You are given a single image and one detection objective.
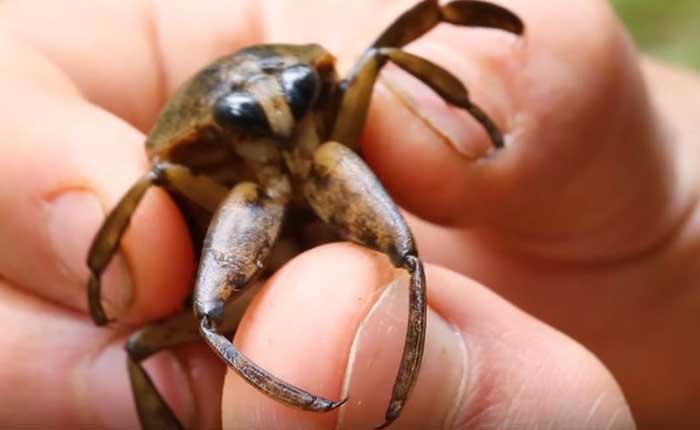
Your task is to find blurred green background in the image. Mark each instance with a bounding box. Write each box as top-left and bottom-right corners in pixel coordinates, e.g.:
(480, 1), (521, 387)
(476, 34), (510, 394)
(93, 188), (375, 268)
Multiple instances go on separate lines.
(611, 0), (700, 69)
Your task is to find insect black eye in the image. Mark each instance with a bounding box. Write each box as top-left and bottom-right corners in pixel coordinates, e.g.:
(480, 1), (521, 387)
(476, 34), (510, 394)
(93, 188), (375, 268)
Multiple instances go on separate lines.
(279, 65), (320, 120)
(214, 91), (270, 134)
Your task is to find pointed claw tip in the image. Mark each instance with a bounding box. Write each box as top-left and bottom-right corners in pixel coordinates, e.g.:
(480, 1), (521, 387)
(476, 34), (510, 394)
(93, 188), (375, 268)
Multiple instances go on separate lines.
(375, 419), (394, 430)
(87, 273), (110, 326)
(311, 395), (349, 412)
(88, 300), (110, 326)
(375, 399), (403, 429)
(92, 317), (107, 326)
(488, 128), (505, 150)
(505, 14), (525, 36)
(90, 310), (113, 326)
(493, 135), (505, 149)
(88, 302), (110, 325)
(332, 396), (349, 409)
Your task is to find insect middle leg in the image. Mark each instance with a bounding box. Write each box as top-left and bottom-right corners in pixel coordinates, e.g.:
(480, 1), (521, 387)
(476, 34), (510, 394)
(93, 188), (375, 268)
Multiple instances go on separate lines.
(304, 141), (427, 429)
(86, 162), (228, 325)
(332, 0), (524, 149)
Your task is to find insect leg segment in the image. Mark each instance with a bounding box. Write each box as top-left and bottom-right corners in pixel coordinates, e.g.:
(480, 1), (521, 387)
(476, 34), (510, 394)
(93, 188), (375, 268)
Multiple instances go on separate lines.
(332, 0), (523, 149)
(381, 47), (505, 148)
(193, 181), (346, 413)
(154, 163), (230, 212)
(125, 309), (201, 430)
(86, 162), (228, 325)
(193, 181), (285, 322)
(127, 354), (183, 430)
(125, 291), (255, 430)
(200, 327), (348, 412)
(304, 141), (427, 429)
(370, 0), (523, 50)
(333, 46), (507, 150)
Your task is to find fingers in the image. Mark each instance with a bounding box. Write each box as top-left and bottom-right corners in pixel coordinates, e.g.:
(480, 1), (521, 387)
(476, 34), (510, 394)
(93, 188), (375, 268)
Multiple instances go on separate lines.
(1, 0), (689, 264)
(0, 32), (192, 323)
(221, 243), (634, 429)
(221, 244), (392, 429)
(360, 0), (691, 261)
(0, 279), (225, 429)
(0, 0), (261, 131)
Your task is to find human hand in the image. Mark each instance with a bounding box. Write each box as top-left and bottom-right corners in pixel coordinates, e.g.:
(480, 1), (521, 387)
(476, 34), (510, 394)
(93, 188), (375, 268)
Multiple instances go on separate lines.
(0, 0), (698, 429)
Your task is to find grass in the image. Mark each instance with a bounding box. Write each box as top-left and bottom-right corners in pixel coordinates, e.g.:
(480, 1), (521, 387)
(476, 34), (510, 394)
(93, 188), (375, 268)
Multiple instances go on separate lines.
(611, 0), (700, 69)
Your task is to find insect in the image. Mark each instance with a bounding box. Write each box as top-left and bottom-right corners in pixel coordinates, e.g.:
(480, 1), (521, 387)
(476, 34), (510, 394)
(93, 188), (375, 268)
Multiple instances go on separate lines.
(85, 0), (523, 428)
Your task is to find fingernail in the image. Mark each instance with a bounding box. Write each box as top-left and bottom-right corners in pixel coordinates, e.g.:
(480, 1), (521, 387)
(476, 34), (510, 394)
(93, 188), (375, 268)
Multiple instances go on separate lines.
(49, 191), (133, 317)
(82, 343), (194, 429)
(379, 52), (510, 159)
(338, 274), (469, 429)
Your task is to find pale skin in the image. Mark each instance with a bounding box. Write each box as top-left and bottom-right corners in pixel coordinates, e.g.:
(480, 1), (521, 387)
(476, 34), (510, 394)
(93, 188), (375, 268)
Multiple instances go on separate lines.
(0, 0), (698, 429)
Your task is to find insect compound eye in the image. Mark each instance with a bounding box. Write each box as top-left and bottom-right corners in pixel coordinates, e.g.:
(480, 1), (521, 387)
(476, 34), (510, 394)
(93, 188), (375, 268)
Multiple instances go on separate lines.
(278, 65), (320, 121)
(214, 90), (270, 134)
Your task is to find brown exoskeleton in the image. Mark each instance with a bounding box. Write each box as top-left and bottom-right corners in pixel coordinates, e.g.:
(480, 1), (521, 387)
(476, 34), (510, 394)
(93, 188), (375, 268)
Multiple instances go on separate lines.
(85, 1), (523, 428)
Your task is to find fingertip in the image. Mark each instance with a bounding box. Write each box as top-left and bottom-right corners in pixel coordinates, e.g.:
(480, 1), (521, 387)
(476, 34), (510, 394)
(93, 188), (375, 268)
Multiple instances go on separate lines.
(341, 264), (635, 429)
(1, 89), (194, 324)
(219, 244), (471, 429)
(67, 108), (195, 324)
(359, 24), (525, 226)
(361, 0), (659, 254)
(220, 250), (634, 429)
(116, 184), (195, 324)
(337, 271), (467, 429)
(221, 243), (397, 429)
(0, 0), (263, 130)
(423, 266), (636, 429)
(71, 110), (196, 325)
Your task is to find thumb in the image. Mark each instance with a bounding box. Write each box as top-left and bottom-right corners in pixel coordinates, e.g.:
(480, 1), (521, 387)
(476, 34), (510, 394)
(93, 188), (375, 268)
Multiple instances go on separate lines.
(220, 244), (634, 429)
(361, 0), (685, 263)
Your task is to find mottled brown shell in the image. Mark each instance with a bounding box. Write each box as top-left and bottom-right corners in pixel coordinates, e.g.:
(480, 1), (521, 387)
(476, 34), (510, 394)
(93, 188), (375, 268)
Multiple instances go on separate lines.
(145, 44), (336, 161)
